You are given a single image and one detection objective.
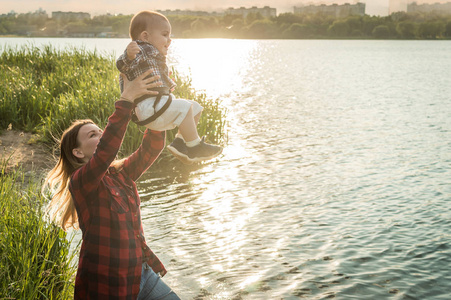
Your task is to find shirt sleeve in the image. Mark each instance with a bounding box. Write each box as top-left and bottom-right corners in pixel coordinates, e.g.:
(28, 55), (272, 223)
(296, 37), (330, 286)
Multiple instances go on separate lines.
(116, 43), (152, 75)
(70, 100), (133, 197)
(116, 50), (136, 75)
(122, 129), (166, 182)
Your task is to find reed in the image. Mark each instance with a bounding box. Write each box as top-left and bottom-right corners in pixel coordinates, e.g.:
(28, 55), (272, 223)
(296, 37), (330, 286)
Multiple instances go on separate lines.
(0, 44), (227, 159)
(0, 44), (227, 299)
(0, 164), (76, 299)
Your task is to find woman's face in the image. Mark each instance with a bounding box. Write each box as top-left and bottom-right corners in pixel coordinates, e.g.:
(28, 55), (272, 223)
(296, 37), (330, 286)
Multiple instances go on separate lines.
(73, 123), (103, 163)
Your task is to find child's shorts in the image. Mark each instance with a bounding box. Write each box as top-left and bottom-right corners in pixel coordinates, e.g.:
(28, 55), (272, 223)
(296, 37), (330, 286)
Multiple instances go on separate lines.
(135, 94), (203, 131)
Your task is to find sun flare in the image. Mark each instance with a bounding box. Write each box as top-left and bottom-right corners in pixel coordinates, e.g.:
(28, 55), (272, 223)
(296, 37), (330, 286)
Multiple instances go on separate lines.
(169, 39), (258, 98)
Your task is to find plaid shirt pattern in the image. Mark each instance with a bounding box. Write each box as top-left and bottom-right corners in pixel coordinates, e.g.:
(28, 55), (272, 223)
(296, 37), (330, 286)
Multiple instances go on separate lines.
(116, 40), (176, 93)
(69, 101), (166, 300)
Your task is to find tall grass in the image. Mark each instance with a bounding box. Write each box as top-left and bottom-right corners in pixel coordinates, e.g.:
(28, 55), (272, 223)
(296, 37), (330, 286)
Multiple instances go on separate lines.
(0, 44), (227, 158)
(0, 164), (76, 299)
(0, 44), (227, 299)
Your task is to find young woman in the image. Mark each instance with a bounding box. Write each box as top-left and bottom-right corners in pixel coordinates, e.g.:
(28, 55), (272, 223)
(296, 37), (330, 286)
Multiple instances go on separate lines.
(45, 70), (180, 299)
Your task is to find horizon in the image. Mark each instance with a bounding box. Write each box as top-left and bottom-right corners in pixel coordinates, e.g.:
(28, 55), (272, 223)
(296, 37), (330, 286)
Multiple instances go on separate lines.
(1, 0), (450, 18)
(1, 0), (389, 17)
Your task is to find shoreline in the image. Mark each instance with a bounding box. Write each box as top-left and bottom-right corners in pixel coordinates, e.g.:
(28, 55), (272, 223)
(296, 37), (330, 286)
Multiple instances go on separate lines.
(0, 129), (54, 174)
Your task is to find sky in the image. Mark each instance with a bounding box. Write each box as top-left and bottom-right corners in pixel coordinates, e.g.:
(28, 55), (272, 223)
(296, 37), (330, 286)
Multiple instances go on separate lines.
(0, 0), (448, 17)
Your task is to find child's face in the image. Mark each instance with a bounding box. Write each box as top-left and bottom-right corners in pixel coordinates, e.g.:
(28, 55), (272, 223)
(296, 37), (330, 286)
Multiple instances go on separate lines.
(145, 19), (172, 56)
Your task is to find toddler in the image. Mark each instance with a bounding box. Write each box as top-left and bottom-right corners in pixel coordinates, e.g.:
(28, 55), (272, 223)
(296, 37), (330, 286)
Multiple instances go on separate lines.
(117, 10), (222, 164)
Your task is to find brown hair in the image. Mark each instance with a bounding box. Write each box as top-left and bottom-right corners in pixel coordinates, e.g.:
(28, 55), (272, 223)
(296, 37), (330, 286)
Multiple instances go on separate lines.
(129, 10), (169, 40)
(44, 119), (93, 230)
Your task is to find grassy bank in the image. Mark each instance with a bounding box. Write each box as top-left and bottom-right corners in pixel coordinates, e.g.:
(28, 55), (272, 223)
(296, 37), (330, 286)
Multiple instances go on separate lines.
(0, 165), (76, 299)
(0, 44), (227, 158)
(0, 45), (227, 298)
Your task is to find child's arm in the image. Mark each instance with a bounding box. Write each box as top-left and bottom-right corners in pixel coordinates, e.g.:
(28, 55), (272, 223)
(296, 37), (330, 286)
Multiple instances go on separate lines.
(121, 129), (166, 182)
(126, 41), (141, 60)
(116, 41), (142, 74)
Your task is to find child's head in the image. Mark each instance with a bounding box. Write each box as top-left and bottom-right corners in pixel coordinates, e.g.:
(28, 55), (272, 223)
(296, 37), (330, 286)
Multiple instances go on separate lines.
(129, 11), (172, 56)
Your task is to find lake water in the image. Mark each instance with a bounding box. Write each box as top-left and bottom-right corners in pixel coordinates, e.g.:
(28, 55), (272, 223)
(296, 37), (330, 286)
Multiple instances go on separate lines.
(1, 38), (451, 299)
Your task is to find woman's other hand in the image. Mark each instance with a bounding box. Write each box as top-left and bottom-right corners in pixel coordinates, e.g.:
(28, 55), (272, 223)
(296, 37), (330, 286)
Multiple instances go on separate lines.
(120, 70), (162, 103)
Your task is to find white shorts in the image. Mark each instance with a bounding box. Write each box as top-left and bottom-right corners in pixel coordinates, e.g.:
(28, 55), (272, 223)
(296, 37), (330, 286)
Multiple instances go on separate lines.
(134, 94), (203, 131)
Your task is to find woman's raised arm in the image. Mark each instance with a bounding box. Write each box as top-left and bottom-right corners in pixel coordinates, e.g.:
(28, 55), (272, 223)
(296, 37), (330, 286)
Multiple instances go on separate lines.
(70, 70), (162, 195)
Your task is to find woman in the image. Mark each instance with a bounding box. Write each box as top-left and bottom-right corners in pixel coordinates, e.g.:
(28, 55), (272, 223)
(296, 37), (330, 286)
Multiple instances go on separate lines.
(45, 70), (180, 300)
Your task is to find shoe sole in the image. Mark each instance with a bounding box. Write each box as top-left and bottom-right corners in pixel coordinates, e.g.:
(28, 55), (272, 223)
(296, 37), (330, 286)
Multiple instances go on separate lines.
(187, 148), (223, 163)
(167, 145), (223, 164)
(167, 145), (193, 165)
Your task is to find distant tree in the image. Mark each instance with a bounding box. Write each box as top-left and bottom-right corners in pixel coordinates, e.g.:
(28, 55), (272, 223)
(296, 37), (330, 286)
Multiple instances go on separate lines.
(221, 14), (242, 27)
(283, 23), (311, 39)
(396, 21), (417, 39)
(372, 25), (390, 39)
(189, 17), (219, 38)
(112, 17), (131, 37)
(0, 24), (7, 35)
(168, 15), (197, 37)
(274, 13), (303, 26)
(390, 11), (409, 22)
(345, 16), (363, 34)
(190, 18), (207, 37)
(328, 20), (350, 37)
(361, 15), (382, 36)
(231, 18), (245, 30)
(350, 29), (363, 37)
(65, 22), (89, 35)
(0, 18), (14, 35)
(445, 21), (451, 38)
(246, 19), (276, 38)
(418, 21), (445, 39)
(245, 12), (263, 25)
(42, 20), (58, 36)
(227, 18), (245, 38)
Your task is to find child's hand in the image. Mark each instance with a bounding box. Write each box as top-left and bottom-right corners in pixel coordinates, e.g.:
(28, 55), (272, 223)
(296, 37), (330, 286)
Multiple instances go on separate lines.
(126, 41), (140, 60)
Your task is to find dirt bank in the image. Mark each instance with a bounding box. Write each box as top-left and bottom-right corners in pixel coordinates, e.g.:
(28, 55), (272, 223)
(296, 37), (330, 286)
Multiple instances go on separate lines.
(0, 129), (55, 174)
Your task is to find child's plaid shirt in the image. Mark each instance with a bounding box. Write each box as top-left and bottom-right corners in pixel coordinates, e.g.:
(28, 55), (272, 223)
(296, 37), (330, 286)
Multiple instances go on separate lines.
(69, 100), (166, 299)
(116, 40), (176, 93)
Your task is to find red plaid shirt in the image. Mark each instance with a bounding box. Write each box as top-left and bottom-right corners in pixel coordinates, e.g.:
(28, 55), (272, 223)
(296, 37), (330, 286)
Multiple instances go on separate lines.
(69, 100), (167, 300)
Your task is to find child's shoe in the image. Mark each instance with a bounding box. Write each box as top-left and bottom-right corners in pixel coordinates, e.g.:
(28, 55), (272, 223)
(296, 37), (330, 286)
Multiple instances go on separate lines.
(167, 137), (192, 165)
(186, 136), (222, 163)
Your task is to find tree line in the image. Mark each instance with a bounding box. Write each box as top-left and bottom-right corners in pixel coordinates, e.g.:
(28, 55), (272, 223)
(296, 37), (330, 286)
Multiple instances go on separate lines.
(1, 10), (451, 39)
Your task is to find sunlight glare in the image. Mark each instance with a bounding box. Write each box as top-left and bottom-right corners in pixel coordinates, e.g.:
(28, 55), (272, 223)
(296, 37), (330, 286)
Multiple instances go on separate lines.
(239, 273), (263, 290)
(169, 39), (258, 97)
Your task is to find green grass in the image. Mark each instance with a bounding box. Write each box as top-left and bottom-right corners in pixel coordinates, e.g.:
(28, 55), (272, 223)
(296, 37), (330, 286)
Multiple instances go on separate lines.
(0, 164), (76, 299)
(0, 44), (228, 298)
(0, 44), (227, 159)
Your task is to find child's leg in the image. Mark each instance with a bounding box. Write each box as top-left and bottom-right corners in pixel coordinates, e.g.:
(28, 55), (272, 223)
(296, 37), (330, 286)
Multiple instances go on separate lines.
(194, 111), (201, 125)
(168, 99), (221, 163)
(178, 106), (200, 144)
(176, 110), (201, 140)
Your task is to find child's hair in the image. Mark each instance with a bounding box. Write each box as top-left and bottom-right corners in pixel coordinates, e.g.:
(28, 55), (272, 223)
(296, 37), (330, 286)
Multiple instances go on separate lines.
(44, 119), (93, 230)
(129, 10), (169, 40)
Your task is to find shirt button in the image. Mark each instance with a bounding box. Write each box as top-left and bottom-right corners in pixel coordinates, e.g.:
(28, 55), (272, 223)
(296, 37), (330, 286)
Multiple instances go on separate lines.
(116, 192), (119, 195)
(136, 235), (140, 238)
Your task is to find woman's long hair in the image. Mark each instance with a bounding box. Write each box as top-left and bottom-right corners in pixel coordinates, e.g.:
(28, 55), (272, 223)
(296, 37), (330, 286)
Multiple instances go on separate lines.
(44, 119), (93, 231)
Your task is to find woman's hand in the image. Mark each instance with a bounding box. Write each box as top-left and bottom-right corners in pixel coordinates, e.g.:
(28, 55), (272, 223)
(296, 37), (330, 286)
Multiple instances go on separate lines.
(120, 69), (162, 103)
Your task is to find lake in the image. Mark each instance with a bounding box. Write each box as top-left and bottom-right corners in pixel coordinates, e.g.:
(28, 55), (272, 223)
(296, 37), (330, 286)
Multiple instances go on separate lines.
(1, 38), (451, 299)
